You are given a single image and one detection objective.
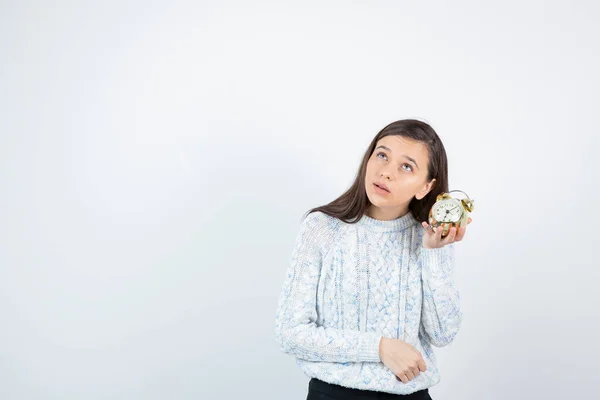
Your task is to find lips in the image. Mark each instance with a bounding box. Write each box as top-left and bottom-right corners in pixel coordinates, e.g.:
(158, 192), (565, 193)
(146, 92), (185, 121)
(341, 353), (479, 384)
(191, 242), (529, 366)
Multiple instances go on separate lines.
(374, 182), (390, 193)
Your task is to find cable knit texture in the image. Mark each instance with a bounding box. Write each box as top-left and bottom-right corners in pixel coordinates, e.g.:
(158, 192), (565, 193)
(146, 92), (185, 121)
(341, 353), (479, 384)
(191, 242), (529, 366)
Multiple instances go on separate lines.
(273, 210), (462, 395)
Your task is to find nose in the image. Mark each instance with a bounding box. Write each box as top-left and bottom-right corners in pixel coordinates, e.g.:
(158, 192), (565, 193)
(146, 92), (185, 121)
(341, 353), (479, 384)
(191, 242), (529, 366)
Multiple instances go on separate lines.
(380, 168), (393, 180)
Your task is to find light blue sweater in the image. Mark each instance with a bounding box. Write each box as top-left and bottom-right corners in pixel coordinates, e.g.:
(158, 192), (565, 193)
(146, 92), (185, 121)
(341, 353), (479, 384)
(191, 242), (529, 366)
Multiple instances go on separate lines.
(273, 210), (462, 395)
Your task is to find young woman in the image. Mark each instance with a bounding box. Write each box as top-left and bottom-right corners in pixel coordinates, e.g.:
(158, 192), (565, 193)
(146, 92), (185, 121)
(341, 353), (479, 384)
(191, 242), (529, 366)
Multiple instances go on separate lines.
(274, 119), (471, 399)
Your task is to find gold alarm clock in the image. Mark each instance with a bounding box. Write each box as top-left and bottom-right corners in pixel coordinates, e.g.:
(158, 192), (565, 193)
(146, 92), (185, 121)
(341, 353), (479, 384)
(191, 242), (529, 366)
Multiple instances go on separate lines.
(428, 190), (474, 237)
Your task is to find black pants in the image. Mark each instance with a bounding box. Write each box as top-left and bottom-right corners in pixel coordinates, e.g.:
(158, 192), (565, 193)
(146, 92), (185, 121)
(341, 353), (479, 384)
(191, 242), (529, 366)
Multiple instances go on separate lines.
(307, 378), (433, 400)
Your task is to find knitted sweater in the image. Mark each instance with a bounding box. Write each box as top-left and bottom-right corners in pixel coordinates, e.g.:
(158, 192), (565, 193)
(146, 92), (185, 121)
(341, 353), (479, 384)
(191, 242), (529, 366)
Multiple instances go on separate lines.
(273, 210), (462, 395)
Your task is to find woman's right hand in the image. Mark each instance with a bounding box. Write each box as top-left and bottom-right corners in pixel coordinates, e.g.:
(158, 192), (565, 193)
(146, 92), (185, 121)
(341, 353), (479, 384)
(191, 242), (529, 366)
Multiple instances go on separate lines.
(379, 337), (427, 383)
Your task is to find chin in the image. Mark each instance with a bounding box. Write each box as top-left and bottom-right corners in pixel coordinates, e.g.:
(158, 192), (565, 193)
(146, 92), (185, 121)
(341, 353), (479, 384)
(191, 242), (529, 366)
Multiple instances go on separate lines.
(366, 190), (387, 207)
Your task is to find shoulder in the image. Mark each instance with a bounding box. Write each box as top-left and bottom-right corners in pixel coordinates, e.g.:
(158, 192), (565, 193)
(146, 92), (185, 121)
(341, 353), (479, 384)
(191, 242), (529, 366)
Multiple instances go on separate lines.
(296, 211), (342, 250)
(299, 210), (341, 235)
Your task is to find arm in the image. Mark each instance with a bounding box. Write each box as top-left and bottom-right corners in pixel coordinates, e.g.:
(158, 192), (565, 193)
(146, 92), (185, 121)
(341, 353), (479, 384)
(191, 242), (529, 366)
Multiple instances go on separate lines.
(419, 243), (463, 347)
(273, 212), (382, 363)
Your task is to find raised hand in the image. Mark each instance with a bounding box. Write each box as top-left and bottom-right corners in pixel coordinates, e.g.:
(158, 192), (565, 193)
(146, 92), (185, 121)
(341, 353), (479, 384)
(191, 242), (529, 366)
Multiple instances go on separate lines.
(421, 217), (472, 249)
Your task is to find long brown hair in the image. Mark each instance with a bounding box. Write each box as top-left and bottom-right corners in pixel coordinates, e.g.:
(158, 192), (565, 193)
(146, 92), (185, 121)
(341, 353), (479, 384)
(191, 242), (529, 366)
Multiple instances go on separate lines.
(305, 119), (449, 224)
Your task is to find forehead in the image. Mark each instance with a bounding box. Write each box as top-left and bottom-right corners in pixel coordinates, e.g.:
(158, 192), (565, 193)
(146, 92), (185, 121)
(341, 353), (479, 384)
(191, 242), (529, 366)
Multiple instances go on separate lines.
(376, 135), (429, 162)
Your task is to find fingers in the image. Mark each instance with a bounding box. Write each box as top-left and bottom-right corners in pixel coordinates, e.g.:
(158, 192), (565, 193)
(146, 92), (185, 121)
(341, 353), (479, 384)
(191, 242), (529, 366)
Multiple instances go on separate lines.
(417, 359), (427, 372)
(442, 226), (457, 243)
(454, 226), (466, 242)
(435, 224), (444, 241)
(397, 371), (415, 383)
(396, 359), (426, 383)
(396, 368), (420, 383)
(410, 365), (420, 378)
(421, 221), (435, 236)
(423, 221), (471, 247)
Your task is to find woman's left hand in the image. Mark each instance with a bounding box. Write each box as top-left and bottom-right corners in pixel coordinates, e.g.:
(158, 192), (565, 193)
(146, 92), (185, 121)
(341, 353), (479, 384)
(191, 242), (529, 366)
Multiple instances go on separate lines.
(421, 217), (472, 249)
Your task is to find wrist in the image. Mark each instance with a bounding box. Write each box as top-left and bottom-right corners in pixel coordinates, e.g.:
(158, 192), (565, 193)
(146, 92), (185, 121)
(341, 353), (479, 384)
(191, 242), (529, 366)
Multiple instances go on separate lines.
(379, 337), (387, 358)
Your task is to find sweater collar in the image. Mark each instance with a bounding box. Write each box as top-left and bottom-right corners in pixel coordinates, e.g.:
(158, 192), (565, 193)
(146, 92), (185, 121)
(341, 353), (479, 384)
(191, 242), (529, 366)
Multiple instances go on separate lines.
(356, 211), (417, 233)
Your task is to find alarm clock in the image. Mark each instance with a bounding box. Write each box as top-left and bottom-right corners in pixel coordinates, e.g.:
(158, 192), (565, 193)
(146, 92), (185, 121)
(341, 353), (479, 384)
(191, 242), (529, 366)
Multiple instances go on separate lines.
(428, 190), (474, 238)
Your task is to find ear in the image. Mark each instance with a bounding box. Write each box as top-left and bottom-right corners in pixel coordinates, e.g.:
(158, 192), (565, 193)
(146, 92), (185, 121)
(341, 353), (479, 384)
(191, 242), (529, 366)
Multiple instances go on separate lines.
(415, 178), (436, 200)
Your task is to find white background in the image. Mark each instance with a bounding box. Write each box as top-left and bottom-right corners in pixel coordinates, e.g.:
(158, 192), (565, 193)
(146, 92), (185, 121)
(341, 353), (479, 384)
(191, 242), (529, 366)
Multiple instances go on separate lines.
(1, 1), (599, 399)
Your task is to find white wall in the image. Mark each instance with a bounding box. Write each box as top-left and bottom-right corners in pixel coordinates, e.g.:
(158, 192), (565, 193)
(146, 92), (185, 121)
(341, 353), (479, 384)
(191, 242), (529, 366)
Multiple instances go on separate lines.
(1, 1), (598, 399)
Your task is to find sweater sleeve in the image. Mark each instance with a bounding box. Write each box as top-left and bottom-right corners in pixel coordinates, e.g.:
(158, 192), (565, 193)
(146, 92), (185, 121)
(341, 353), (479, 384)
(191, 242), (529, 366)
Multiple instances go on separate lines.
(273, 212), (382, 363)
(419, 243), (463, 347)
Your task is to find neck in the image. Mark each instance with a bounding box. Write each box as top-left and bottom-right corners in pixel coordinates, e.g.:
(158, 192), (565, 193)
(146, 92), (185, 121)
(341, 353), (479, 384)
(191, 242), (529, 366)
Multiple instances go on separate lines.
(357, 208), (416, 233)
(365, 204), (409, 221)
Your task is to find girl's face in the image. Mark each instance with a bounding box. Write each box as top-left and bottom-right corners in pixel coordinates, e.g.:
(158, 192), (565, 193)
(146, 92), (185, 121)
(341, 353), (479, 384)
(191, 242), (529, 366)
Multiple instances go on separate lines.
(365, 135), (435, 220)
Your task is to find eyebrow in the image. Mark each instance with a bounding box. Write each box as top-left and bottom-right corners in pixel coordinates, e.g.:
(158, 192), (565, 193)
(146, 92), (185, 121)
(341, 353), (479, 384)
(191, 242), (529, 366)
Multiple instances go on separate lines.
(375, 145), (419, 169)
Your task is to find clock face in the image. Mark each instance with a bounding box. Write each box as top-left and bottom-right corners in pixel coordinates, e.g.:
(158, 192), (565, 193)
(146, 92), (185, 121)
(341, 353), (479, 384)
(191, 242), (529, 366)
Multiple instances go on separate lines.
(432, 199), (462, 223)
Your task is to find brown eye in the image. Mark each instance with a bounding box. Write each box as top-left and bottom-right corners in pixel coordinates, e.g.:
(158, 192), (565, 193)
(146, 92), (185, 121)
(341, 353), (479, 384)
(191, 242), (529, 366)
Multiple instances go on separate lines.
(401, 164), (413, 172)
(376, 152), (387, 160)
